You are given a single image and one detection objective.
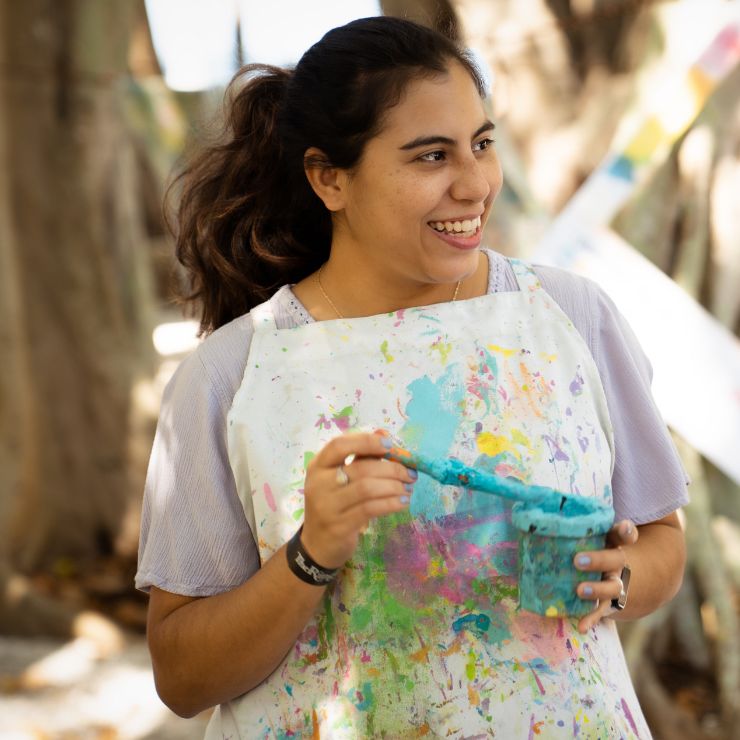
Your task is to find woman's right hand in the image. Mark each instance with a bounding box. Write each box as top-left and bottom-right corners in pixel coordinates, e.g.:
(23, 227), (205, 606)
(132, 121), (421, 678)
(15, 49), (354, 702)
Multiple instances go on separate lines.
(299, 431), (416, 569)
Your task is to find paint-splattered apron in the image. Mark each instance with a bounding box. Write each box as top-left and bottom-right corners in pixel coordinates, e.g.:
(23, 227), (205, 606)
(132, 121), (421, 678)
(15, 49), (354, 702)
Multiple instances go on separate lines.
(211, 260), (650, 739)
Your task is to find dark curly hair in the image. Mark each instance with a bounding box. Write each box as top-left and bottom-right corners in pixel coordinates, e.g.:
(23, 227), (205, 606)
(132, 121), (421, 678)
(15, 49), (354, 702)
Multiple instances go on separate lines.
(170, 16), (484, 333)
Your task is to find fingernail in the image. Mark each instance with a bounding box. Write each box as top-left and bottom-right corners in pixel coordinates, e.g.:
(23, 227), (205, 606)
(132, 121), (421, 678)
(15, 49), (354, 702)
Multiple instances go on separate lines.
(583, 585), (593, 596)
(404, 483), (414, 493)
(408, 468), (418, 480)
(577, 555), (591, 567)
(380, 436), (392, 449)
(623, 522), (633, 536)
(400, 495), (410, 505)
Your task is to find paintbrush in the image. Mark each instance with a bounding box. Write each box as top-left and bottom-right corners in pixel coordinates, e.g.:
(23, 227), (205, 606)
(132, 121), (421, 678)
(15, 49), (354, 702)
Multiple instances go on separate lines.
(377, 430), (608, 516)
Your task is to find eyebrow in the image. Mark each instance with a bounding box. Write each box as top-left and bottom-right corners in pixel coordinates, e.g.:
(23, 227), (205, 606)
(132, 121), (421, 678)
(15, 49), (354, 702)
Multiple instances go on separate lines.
(399, 120), (495, 150)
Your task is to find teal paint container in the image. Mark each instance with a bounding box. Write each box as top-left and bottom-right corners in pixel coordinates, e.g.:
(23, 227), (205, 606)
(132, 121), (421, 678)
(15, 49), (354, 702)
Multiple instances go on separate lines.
(512, 497), (614, 617)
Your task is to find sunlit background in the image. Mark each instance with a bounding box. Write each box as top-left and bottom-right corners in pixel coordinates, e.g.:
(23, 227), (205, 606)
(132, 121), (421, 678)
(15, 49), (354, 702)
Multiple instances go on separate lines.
(2, 1), (740, 738)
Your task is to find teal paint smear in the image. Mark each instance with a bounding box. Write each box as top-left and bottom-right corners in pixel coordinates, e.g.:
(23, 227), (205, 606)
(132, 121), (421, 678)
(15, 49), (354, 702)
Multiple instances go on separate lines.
(452, 612), (491, 633)
(480, 347), (500, 415)
(401, 364), (466, 519)
(354, 681), (375, 712)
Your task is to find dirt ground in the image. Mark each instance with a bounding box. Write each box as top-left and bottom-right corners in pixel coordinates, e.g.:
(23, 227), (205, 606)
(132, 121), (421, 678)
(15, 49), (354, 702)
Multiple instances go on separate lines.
(0, 634), (211, 739)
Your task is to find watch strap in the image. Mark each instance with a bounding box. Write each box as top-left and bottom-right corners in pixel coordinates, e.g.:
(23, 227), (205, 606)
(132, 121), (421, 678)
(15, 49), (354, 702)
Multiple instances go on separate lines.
(286, 525), (338, 586)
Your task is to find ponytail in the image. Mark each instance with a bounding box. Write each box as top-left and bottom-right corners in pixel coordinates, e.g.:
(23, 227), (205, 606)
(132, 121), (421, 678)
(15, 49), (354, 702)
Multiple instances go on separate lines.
(170, 65), (331, 334)
(170, 19), (483, 334)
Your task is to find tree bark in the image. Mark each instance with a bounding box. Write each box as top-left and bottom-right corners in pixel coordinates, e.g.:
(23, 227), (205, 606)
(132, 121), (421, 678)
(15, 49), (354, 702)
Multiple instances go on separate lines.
(0, 0), (155, 585)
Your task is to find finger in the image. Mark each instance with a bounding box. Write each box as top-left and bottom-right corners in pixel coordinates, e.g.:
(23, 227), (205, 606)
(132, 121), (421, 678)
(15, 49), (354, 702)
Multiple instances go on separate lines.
(333, 476), (414, 514)
(345, 457), (418, 484)
(606, 519), (639, 548)
(576, 597), (616, 634)
(311, 431), (390, 469)
(573, 547), (627, 575)
(576, 573), (623, 604)
(342, 491), (411, 529)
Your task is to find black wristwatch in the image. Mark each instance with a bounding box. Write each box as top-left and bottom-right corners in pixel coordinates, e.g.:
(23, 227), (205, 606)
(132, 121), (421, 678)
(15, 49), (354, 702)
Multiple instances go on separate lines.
(611, 565), (631, 611)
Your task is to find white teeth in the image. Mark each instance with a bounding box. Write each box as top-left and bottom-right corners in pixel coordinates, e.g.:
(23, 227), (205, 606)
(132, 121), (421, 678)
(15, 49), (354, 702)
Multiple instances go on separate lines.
(431, 216), (481, 234)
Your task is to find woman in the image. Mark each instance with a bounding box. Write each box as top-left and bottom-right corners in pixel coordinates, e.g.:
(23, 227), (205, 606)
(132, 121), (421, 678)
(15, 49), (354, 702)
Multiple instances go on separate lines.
(137, 16), (688, 738)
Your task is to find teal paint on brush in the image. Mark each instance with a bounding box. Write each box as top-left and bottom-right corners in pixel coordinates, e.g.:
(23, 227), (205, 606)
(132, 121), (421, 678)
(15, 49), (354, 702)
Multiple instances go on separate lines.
(383, 442), (611, 522)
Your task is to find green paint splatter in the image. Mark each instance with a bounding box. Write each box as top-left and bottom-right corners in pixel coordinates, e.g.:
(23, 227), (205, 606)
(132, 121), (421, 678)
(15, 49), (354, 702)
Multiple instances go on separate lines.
(350, 604), (373, 631)
(380, 340), (394, 363)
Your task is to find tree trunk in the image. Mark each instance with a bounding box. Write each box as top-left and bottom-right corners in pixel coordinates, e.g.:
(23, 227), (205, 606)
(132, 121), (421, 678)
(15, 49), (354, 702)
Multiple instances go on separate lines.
(0, 0), (155, 591)
(381, 0), (460, 39)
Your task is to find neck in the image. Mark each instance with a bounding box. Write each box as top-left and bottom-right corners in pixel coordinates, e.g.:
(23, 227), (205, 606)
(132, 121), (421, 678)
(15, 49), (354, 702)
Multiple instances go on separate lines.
(312, 248), (487, 319)
(318, 263), (461, 319)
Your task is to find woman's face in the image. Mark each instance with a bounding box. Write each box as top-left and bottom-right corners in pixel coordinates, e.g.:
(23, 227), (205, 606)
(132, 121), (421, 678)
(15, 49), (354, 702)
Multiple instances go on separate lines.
(332, 61), (503, 290)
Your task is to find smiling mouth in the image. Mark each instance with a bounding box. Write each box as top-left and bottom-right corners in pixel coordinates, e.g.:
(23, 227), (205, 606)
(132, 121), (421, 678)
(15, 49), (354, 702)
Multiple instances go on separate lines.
(428, 215), (482, 238)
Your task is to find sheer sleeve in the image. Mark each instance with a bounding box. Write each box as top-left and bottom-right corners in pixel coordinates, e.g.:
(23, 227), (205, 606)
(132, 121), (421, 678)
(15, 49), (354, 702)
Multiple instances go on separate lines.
(136, 319), (261, 596)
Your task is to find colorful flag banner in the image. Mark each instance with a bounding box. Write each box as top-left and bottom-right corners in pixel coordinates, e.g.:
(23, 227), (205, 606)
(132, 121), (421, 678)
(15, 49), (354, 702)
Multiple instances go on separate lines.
(533, 21), (740, 485)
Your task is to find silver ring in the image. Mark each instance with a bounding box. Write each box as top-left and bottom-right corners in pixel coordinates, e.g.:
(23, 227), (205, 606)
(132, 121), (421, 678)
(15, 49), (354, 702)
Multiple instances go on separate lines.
(335, 464), (349, 486)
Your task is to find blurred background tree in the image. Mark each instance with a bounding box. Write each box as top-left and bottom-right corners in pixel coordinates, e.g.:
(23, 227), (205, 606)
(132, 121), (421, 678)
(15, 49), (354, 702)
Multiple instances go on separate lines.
(0, 0), (158, 634)
(1, 0), (739, 737)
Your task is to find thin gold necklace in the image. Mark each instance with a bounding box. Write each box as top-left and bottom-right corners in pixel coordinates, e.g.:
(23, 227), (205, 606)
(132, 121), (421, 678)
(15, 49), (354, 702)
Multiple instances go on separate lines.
(316, 264), (461, 319)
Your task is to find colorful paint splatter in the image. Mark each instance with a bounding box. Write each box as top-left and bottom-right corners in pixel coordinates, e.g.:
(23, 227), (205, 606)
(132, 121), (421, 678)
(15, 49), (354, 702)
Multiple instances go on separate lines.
(220, 261), (649, 738)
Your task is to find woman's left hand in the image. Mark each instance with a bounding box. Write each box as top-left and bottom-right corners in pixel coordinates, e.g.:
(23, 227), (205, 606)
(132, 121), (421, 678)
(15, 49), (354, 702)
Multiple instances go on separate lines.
(573, 519), (639, 634)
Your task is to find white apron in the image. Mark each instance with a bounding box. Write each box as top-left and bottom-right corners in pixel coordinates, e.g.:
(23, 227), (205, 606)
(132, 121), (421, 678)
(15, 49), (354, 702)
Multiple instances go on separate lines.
(210, 259), (651, 739)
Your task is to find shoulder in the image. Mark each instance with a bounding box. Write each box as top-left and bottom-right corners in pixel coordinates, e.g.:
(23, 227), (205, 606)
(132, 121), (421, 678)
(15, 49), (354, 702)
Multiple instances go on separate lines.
(164, 285), (308, 408)
(532, 263), (603, 319)
(487, 250), (612, 349)
(163, 312), (256, 411)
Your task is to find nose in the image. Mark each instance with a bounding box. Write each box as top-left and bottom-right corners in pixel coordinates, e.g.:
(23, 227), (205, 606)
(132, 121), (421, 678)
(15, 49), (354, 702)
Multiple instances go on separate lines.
(449, 155), (497, 204)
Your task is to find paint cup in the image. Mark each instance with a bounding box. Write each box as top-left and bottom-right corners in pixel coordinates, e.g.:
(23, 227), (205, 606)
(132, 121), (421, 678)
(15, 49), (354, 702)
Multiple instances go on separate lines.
(511, 497), (614, 618)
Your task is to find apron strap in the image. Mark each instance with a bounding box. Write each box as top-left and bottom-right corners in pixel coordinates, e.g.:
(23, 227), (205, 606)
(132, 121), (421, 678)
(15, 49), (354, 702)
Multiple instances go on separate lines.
(250, 298), (277, 330)
(509, 258), (542, 293)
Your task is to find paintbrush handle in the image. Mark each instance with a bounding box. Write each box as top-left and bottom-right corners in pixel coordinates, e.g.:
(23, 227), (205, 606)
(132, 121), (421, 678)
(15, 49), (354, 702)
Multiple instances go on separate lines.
(381, 442), (554, 503)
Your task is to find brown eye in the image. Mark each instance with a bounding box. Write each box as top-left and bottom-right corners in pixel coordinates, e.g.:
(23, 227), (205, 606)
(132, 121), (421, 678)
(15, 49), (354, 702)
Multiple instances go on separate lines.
(419, 150), (445, 162)
(473, 138), (495, 153)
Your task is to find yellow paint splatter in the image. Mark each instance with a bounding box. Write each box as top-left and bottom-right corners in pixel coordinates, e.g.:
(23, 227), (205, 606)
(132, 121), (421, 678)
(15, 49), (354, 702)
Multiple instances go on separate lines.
(380, 340), (394, 363)
(511, 428), (530, 448)
(465, 651), (477, 681)
(540, 352), (557, 363)
(428, 556), (448, 577)
(476, 432), (513, 457)
(545, 605), (559, 617)
(430, 340), (453, 364)
(486, 343), (517, 357)
(476, 431), (529, 460)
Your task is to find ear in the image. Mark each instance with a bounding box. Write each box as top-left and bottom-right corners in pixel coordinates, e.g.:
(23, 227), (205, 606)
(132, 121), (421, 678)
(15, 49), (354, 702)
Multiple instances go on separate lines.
(303, 147), (349, 212)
